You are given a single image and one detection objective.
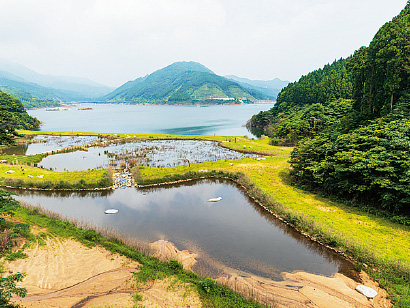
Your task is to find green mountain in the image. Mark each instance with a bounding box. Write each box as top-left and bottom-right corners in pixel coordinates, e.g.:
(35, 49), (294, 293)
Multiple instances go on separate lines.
(225, 75), (289, 99)
(102, 61), (267, 103)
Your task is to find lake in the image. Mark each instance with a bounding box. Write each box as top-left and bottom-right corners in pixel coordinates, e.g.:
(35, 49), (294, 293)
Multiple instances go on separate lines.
(28, 103), (274, 136)
(11, 179), (355, 281)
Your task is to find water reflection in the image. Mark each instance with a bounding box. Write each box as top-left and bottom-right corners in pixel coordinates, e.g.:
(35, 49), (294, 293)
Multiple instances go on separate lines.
(10, 179), (354, 281)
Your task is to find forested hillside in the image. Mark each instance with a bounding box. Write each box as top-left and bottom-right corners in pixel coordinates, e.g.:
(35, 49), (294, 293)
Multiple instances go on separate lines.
(103, 61), (267, 103)
(250, 2), (410, 214)
(0, 86), (59, 109)
(247, 58), (353, 144)
(290, 3), (410, 214)
(0, 92), (40, 144)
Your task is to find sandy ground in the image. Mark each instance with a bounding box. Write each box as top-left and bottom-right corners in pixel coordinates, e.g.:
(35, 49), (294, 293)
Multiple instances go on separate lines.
(6, 236), (390, 308)
(152, 240), (391, 308)
(150, 239), (198, 271)
(7, 238), (201, 308)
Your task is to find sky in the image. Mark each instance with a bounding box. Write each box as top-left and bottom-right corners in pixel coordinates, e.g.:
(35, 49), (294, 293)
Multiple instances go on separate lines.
(0, 0), (407, 87)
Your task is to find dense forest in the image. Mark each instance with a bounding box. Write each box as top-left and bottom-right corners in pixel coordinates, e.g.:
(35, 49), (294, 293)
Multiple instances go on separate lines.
(0, 92), (40, 144)
(247, 57), (354, 144)
(249, 2), (410, 214)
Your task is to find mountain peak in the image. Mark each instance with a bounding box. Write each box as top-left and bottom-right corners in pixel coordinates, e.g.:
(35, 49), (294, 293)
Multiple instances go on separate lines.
(161, 61), (214, 74)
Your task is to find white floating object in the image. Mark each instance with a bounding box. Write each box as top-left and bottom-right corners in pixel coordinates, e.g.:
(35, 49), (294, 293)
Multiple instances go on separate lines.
(5, 170), (15, 174)
(104, 209), (119, 214)
(207, 197), (222, 202)
(355, 285), (377, 298)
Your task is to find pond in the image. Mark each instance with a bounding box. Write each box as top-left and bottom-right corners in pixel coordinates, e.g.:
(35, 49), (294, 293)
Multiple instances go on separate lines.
(11, 179), (355, 280)
(38, 139), (258, 171)
(0, 135), (100, 156)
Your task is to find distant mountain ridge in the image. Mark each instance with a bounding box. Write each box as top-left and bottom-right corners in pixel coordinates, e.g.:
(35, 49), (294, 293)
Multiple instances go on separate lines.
(102, 61), (268, 103)
(0, 57), (113, 103)
(225, 75), (289, 100)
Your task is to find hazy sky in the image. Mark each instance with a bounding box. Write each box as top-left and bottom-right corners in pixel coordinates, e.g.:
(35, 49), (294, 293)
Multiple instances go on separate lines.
(0, 0), (407, 87)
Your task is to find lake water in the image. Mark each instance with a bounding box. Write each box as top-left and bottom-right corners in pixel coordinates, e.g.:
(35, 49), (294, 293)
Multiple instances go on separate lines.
(12, 179), (355, 280)
(28, 103), (274, 136)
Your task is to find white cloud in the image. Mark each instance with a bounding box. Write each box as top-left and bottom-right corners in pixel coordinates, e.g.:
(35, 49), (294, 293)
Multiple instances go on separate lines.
(0, 0), (406, 86)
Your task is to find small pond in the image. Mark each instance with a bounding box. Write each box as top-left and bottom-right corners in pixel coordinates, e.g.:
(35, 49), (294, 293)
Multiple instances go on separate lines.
(0, 135), (100, 156)
(38, 139), (258, 171)
(12, 179), (355, 280)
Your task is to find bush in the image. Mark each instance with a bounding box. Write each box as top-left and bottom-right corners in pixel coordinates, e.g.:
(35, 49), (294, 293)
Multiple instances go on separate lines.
(82, 229), (98, 242)
(5, 250), (28, 261)
(290, 114), (410, 214)
(200, 278), (216, 293)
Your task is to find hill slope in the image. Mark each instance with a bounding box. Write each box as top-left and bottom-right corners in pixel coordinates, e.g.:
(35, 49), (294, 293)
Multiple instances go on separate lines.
(103, 62), (267, 103)
(225, 75), (289, 99)
(0, 91), (40, 143)
(0, 58), (113, 104)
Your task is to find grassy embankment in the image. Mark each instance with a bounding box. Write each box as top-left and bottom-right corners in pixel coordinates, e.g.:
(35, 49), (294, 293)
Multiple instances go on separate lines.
(0, 164), (111, 190)
(2, 205), (266, 308)
(135, 141), (410, 307)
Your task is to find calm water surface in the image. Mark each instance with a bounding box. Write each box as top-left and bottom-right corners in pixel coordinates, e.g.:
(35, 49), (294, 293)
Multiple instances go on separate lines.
(13, 179), (354, 280)
(28, 103), (274, 136)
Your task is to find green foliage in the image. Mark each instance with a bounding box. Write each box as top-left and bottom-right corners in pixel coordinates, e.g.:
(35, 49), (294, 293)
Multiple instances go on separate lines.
(276, 58), (353, 107)
(288, 3), (410, 216)
(248, 59), (353, 143)
(347, 3), (410, 118)
(0, 190), (19, 216)
(0, 106), (18, 146)
(0, 92), (40, 130)
(5, 250), (28, 261)
(132, 292), (143, 302)
(200, 278), (216, 293)
(0, 272), (27, 308)
(266, 99), (353, 145)
(82, 229), (98, 242)
(290, 112), (410, 213)
(12, 223), (30, 238)
(0, 86), (60, 109)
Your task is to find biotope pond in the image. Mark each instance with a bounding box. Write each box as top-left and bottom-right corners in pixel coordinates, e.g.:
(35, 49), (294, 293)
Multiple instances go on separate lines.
(1, 135), (259, 171)
(38, 139), (259, 171)
(11, 179), (355, 281)
(4, 135), (355, 281)
(0, 134), (100, 156)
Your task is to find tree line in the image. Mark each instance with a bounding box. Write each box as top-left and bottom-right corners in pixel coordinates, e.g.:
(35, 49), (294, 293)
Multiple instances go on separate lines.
(249, 2), (410, 214)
